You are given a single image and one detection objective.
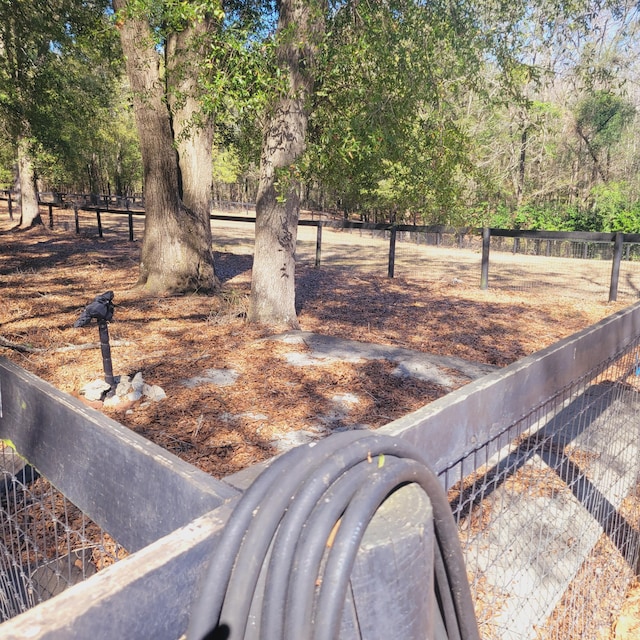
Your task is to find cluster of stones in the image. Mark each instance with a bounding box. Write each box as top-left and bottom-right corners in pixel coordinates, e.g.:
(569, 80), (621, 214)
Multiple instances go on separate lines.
(80, 372), (166, 409)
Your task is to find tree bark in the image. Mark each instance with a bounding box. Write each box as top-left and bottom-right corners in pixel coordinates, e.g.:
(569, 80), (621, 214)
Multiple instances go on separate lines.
(17, 135), (41, 229)
(575, 122), (607, 183)
(516, 125), (529, 208)
(166, 24), (217, 286)
(248, 0), (325, 328)
(113, 0), (217, 295)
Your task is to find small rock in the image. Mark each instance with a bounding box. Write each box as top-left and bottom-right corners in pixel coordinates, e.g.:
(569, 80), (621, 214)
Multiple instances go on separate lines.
(127, 390), (143, 402)
(143, 384), (166, 402)
(80, 379), (112, 402)
(131, 372), (145, 392)
(115, 377), (133, 397)
(103, 394), (123, 409)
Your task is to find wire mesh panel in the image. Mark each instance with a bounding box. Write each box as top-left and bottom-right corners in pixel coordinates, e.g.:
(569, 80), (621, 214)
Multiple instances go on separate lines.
(296, 225), (390, 272)
(487, 237), (615, 299)
(618, 252), (640, 300)
(444, 340), (640, 639)
(0, 445), (127, 622)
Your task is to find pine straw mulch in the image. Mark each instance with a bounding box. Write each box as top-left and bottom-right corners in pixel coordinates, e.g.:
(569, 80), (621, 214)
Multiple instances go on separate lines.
(1, 213), (639, 637)
(1, 217), (627, 479)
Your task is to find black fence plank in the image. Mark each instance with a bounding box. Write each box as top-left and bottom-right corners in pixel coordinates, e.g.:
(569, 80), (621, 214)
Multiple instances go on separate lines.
(490, 228), (615, 242)
(388, 225), (397, 277)
(480, 226), (490, 290)
(0, 357), (238, 552)
(378, 301), (640, 486)
(610, 231), (624, 302)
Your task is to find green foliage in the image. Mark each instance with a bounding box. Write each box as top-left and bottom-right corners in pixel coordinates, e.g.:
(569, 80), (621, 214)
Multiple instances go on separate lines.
(563, 206), (602, 232)
(591, 182), (640, 232)
(305, 0), (482, 222)
(0, 0), (124, 191)
(212, 145), (242, 184)
(576, 91), (635, 153)
(118, 0), (225, 35)
(1, 0), (639, 229)
(0, 138), (14, 188)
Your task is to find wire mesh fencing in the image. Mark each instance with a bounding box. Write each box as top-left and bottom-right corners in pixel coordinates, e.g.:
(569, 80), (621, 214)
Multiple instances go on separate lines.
(485, 235), (640, 301)
(0, 446), (127, 622)
(443, 337), (640, 639)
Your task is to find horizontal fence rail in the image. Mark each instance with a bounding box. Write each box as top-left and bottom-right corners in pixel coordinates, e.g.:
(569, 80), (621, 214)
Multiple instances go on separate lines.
(6, 194), (640, 302)
(380, 301), (640, 639)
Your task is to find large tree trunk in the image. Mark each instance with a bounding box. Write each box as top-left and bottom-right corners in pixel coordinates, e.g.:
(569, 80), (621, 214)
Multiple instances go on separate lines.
(113, 0), (217, 295)
(166, 24), (217, 286)
(16, 136), (41, 229)
(248, 0), (325, 328)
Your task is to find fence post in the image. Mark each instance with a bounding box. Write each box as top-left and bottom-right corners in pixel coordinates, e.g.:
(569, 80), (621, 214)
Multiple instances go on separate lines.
(315, 223), (322, 268)
(74, 203), (80, 234)
(480, 227), (490, 290)
(96, 209), (103, 238)
(609, 232), (624, 303)
(388, 225), (397, 278)
(48, 204), (54, 229)
(127, 200), (134, 241)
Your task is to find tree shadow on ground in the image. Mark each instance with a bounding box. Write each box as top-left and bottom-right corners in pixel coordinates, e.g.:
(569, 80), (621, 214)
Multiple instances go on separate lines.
(0, 231), (139, 277)
(295, 265), (592, 366)
(214, 252), (253, 283)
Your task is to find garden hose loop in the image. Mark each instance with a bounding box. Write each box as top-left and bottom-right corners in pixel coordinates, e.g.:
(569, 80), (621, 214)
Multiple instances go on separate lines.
(187, 431), (479, 640)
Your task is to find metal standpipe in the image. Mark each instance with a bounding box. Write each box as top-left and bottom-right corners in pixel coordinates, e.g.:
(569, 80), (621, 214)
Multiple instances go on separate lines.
(74, 291), (116, 396)
(98, 320), (115, 392)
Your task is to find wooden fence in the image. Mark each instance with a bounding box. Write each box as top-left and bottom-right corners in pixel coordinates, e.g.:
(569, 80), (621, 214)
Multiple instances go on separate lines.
(5, 193), (640, 302)
(1, 300), (639, 638)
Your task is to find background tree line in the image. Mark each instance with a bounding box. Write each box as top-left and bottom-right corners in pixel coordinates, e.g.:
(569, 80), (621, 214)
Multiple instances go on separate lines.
(1, 0), (639, 324)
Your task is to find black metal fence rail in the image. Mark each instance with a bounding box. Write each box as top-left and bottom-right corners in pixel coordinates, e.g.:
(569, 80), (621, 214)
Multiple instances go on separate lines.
(6, 197), (640, 300)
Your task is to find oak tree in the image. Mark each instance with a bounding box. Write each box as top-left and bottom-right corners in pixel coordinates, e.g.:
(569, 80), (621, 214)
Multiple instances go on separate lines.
(248, 0), (325, 327)
(113, 0), (220, 294)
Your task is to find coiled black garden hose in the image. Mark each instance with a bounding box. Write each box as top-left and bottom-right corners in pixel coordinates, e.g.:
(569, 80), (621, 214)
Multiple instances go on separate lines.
(187, 431), (479, 640)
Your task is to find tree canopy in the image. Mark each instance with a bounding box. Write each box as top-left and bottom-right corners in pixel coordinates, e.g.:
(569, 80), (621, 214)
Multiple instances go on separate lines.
(1, 1), (640, 267)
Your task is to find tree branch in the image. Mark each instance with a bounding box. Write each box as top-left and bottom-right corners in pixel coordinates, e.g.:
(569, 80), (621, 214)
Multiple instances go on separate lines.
(0, 335), (43, 353)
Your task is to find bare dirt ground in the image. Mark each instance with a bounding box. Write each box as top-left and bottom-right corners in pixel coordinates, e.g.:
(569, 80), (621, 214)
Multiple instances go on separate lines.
(0, 207), (638, 637)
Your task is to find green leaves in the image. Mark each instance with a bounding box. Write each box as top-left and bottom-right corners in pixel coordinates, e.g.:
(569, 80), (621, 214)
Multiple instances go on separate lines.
(304, 0), (478, 222)
(576, 90), (635, 153)
(0, 0), (123, 195)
